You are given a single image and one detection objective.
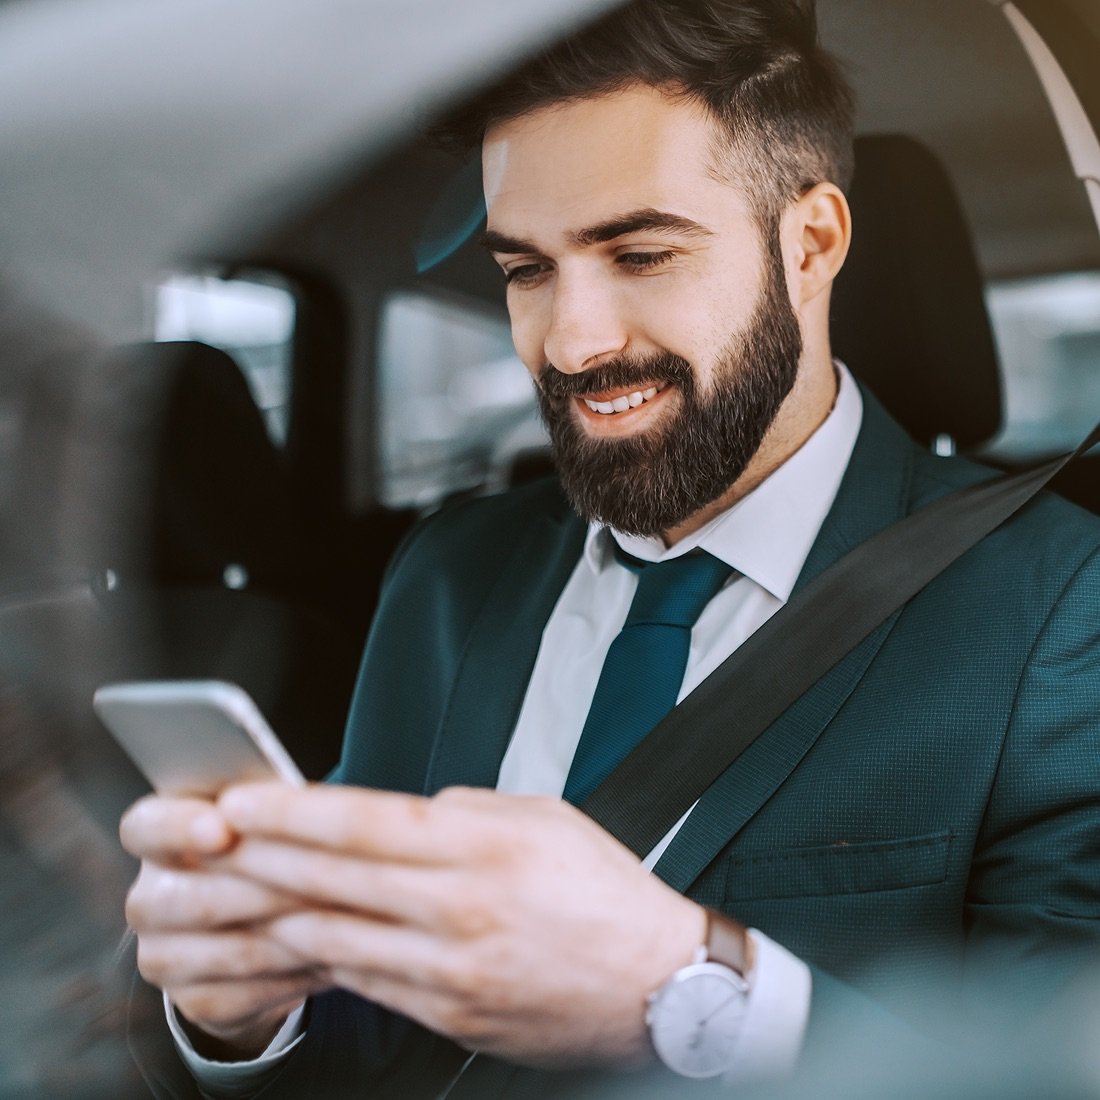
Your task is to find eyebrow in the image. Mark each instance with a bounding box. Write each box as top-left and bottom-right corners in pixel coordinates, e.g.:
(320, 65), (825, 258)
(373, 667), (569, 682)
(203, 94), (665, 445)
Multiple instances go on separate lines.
(482, 207), (715, 256)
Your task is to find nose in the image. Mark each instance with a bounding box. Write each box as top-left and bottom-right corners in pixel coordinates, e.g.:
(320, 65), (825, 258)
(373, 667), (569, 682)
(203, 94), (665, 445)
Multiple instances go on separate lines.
(542, 267), (629, 374)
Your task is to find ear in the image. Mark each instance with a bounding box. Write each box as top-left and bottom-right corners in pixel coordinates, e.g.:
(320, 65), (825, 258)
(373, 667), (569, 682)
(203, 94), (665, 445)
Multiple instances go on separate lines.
(783, 182), (852, 308)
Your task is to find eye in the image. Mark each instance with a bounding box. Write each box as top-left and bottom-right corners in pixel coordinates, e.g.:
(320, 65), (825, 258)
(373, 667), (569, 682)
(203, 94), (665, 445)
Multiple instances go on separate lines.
(616, 250), (676, 273)
(504, 262), (550, 288)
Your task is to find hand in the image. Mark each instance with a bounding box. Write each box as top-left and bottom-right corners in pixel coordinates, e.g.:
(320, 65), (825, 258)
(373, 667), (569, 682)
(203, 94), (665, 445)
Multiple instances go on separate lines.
(214, 782), (708, 1068)
(119, 794), (330, 1059)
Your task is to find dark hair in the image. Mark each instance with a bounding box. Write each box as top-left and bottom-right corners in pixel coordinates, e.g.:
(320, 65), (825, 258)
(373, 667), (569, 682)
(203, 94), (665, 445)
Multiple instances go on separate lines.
(434, 0), (855, 224)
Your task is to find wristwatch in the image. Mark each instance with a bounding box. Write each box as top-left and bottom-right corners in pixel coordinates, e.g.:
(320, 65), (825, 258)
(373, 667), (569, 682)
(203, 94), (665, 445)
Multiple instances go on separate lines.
(645, 909), (752, 1078)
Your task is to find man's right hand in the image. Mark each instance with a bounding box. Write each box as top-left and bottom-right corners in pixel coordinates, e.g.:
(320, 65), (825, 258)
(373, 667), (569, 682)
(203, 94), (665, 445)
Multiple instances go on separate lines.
(119, 794), (328, 1061)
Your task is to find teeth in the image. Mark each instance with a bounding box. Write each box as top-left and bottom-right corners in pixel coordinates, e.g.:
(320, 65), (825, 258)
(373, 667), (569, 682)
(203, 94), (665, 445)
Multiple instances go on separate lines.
(584, 386), (664, 416)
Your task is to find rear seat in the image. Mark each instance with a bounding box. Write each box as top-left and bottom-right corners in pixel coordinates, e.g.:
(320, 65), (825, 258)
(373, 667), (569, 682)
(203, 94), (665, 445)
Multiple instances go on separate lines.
(73, 339), (362, 780)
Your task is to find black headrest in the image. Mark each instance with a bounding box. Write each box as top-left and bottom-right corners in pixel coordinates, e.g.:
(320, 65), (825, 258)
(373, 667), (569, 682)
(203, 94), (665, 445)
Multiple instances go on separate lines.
(831, 135), (1002, 451)
(75, 341), (301, 588)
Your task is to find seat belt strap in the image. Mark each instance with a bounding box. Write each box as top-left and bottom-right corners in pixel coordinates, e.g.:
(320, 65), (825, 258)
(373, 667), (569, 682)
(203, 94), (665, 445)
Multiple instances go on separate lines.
(582, 422), (1100, 859)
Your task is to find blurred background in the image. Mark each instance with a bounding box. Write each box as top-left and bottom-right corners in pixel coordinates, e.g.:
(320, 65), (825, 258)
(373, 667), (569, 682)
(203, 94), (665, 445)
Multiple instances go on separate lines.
(0, 0), (1098, 1095)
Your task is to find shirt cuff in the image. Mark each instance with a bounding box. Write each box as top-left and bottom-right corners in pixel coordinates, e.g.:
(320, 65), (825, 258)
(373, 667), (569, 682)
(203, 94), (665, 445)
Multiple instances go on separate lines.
(165, 992), (306, 1099)
(721, 928), (812, 1086)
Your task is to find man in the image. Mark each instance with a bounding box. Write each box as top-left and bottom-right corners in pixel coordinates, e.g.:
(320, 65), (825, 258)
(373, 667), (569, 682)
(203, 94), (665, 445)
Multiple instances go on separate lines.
(120, 1), (1100, 1097)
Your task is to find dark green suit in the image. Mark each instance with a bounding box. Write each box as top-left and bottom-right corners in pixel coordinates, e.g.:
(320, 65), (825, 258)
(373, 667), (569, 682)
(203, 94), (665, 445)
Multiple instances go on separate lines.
(140, 391), (1100, 1097)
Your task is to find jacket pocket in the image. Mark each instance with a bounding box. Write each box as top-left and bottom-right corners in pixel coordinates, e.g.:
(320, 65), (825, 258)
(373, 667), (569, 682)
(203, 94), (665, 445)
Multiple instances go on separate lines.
(724, 829), (953, 901)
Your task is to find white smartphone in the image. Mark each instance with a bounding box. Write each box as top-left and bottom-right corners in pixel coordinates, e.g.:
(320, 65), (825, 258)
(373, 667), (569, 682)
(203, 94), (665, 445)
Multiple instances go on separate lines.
(93, 679), (306, 798)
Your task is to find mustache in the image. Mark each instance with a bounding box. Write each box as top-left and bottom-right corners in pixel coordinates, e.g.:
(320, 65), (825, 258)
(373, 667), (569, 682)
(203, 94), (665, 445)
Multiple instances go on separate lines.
(536, 353), (693, 400)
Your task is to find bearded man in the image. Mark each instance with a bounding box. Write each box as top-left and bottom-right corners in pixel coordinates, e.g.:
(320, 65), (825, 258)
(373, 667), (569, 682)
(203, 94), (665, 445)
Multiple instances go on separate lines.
(120, 1), (1100, 1097)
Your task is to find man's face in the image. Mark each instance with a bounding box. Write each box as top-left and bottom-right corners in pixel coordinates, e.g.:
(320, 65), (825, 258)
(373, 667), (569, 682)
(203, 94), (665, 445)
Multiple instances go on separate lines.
(483, 85), (803, 537)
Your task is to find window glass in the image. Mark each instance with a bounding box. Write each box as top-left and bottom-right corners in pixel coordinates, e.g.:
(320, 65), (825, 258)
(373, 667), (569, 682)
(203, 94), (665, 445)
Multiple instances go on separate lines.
(984, 271), (1100, 460)
(377, 289), (547, 508)
(151, 273), (296, 446)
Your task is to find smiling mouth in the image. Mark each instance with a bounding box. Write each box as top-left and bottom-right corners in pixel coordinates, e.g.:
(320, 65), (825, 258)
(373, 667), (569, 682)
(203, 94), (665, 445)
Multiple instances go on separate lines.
(578, 382), (669, 416)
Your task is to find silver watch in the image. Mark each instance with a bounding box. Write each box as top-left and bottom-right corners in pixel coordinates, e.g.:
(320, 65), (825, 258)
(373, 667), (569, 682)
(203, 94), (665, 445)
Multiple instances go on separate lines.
(645, 910), (751, 1078)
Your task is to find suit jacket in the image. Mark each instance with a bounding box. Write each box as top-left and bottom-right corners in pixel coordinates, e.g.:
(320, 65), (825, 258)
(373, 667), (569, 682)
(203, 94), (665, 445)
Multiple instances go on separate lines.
(138, 391), (1100, 1098)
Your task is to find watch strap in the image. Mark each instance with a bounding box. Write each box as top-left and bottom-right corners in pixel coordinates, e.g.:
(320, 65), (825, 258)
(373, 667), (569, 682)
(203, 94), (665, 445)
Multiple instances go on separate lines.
(704, 908), (751, 979)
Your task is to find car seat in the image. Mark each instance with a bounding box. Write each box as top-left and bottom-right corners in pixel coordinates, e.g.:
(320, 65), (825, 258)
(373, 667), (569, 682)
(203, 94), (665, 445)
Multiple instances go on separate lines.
(833, 134), (1099, 511)
(831, 134), (1003, 454)
(2, 339), (361, 793)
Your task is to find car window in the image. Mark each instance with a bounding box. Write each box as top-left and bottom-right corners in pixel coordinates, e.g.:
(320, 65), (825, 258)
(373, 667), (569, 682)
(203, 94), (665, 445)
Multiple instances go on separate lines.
(375, 287), (547, 508)
(150, 272), (296, 447)
(984, 269), (1100, 460)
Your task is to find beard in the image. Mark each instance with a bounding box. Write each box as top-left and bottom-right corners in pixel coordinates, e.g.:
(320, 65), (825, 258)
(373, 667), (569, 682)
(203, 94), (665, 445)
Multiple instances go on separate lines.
(534, 242), (804, 537)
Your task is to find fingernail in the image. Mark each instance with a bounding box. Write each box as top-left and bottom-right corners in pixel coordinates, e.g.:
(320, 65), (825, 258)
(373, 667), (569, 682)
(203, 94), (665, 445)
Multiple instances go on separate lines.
(190, 810), (230, 850)
(218, 787), (254, 822)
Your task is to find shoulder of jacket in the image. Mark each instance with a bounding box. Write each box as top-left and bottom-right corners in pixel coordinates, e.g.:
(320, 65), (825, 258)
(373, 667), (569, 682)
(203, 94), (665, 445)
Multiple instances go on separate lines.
(388, 476), (573, 572)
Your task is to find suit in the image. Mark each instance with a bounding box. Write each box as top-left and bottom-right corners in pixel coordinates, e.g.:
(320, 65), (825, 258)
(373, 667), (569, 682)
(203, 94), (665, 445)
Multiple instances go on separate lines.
(138, 389), (1100, 1097)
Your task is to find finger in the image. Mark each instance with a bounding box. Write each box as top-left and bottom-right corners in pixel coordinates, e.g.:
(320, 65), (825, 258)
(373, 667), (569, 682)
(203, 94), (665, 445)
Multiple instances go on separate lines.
(120, 795), (234, 863)
(267, 910), (447, 991)
(268, 912), (504, 1049)
(137, 929), (320, 989)
(216, 837), (458, 926)
(172, 977), (329, 1038)
(126, 862), (304, 932)
(218, 783), (478, 864)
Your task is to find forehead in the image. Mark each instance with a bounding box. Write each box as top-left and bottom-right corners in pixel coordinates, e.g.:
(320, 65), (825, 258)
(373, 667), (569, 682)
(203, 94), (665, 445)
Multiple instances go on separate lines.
(482, 85), (753, 244)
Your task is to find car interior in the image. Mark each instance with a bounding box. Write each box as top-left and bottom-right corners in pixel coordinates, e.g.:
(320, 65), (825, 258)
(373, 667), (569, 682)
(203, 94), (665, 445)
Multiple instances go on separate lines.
(0, 0), (1098, 1095)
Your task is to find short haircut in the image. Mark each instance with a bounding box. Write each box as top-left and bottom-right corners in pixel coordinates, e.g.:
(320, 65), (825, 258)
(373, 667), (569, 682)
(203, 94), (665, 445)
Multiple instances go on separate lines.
(434, 0), (855, 226)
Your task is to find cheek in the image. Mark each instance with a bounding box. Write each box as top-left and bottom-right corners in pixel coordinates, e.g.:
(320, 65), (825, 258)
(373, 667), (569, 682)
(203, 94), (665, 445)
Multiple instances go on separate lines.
(650, 271), (760, 361)
(622, 284), (715, 364)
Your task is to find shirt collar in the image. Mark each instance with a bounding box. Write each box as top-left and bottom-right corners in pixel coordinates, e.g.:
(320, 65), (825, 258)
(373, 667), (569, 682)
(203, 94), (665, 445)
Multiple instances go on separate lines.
(582, 361), (864, 601)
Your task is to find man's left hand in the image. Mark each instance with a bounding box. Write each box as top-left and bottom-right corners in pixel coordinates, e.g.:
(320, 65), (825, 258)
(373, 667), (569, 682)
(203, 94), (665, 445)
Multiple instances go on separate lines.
(214, 782), (705, 1068)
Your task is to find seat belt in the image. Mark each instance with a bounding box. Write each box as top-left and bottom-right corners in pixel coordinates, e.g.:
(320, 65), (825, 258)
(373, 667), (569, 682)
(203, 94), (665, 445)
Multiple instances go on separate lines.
(581, 424), (1100, 859)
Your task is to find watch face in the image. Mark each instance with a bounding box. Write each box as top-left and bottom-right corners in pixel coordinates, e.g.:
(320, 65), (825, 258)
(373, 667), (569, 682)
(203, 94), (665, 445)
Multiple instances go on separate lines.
(647, 963), (749, 1078)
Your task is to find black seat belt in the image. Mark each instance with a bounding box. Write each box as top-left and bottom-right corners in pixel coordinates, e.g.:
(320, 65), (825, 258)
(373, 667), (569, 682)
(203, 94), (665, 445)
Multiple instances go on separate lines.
(582, 425), (1100, 859)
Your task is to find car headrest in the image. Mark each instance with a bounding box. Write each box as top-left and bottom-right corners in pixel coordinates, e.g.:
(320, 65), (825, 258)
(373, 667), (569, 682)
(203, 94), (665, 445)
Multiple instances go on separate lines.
(831, 134), (1002, 451)
(75, 340), (301, 589)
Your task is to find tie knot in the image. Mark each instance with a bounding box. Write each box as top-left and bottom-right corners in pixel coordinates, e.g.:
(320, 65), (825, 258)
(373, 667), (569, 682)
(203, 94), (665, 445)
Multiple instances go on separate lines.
(620, 549), (736, 628)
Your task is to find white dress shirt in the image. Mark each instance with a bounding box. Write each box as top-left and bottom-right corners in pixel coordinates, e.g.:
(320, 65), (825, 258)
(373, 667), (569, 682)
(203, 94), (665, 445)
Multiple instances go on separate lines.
(176, 363), (864, 1094)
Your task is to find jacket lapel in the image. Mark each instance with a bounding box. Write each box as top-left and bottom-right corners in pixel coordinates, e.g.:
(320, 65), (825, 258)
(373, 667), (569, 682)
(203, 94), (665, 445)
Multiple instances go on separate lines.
(423, 495), (586, 794)
(653, 390), (919, 893)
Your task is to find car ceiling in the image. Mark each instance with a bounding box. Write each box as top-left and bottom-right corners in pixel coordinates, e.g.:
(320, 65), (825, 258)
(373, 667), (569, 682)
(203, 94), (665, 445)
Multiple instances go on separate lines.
(0, 0), (1097, 343)
(0, 0), (622, 338)
(819, 0), (1100, 280)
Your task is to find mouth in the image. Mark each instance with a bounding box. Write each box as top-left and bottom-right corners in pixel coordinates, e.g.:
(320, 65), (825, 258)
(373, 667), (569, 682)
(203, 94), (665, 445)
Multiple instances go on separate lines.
(577, 381), (669, 417)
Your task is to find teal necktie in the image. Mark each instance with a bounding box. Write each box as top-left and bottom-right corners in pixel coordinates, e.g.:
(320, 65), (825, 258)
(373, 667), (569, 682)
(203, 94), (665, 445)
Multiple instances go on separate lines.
(562, 548), (736, 806)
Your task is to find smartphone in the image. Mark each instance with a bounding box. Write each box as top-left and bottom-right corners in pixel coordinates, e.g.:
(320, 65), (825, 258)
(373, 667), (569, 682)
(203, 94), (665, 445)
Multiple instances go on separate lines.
(93, 679), (305, 798)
